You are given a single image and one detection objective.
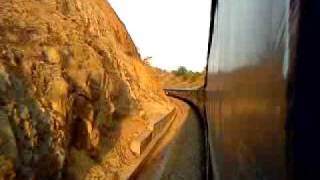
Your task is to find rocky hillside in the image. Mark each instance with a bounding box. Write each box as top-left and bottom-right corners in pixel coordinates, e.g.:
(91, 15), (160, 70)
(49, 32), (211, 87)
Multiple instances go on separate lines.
(0, 0), (171, 179)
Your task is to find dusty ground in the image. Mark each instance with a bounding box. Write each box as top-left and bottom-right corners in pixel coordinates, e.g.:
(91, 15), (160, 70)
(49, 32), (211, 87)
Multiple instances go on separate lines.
(133, 98), (205, 180)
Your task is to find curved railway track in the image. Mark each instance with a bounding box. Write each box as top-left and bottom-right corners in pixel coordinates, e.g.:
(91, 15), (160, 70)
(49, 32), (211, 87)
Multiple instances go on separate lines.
(129, 97), (209, 180)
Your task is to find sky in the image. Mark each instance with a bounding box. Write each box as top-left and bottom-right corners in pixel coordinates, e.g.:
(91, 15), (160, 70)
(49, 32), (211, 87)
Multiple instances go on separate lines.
(108, 0), (211, 72)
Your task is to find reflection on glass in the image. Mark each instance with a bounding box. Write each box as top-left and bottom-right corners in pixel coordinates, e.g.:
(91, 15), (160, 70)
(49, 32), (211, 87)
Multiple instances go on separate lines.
(206, 0), (289, 179)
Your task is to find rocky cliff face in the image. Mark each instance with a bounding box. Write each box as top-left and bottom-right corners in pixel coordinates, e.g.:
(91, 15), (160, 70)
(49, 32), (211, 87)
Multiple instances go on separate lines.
(0, 0), (171, 179)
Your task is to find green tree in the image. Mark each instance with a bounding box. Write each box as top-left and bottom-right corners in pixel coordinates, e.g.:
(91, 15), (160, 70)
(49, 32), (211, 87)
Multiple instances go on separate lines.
(174, 66), (188, 76)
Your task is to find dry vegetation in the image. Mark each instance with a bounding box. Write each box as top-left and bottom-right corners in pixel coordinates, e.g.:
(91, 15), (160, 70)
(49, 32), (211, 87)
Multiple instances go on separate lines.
(151, 66), (205, 89)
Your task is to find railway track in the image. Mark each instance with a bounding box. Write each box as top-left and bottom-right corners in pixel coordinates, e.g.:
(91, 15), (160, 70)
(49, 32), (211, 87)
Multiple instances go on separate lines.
(130, 98), (208, 180)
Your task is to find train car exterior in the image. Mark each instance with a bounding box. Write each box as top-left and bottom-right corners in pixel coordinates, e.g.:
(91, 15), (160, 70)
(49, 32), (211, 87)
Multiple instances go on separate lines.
(206, 0), (291, 179)
(206, 0), (320, 179)
(164, 0), (319, 178)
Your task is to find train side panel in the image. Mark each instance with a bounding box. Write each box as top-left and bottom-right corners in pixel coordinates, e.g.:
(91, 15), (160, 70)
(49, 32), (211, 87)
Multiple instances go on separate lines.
(206, 0), (291, 179)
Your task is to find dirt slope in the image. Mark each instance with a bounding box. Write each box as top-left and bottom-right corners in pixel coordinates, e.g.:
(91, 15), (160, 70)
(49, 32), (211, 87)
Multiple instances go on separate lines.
(0, 0), (171, 179)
